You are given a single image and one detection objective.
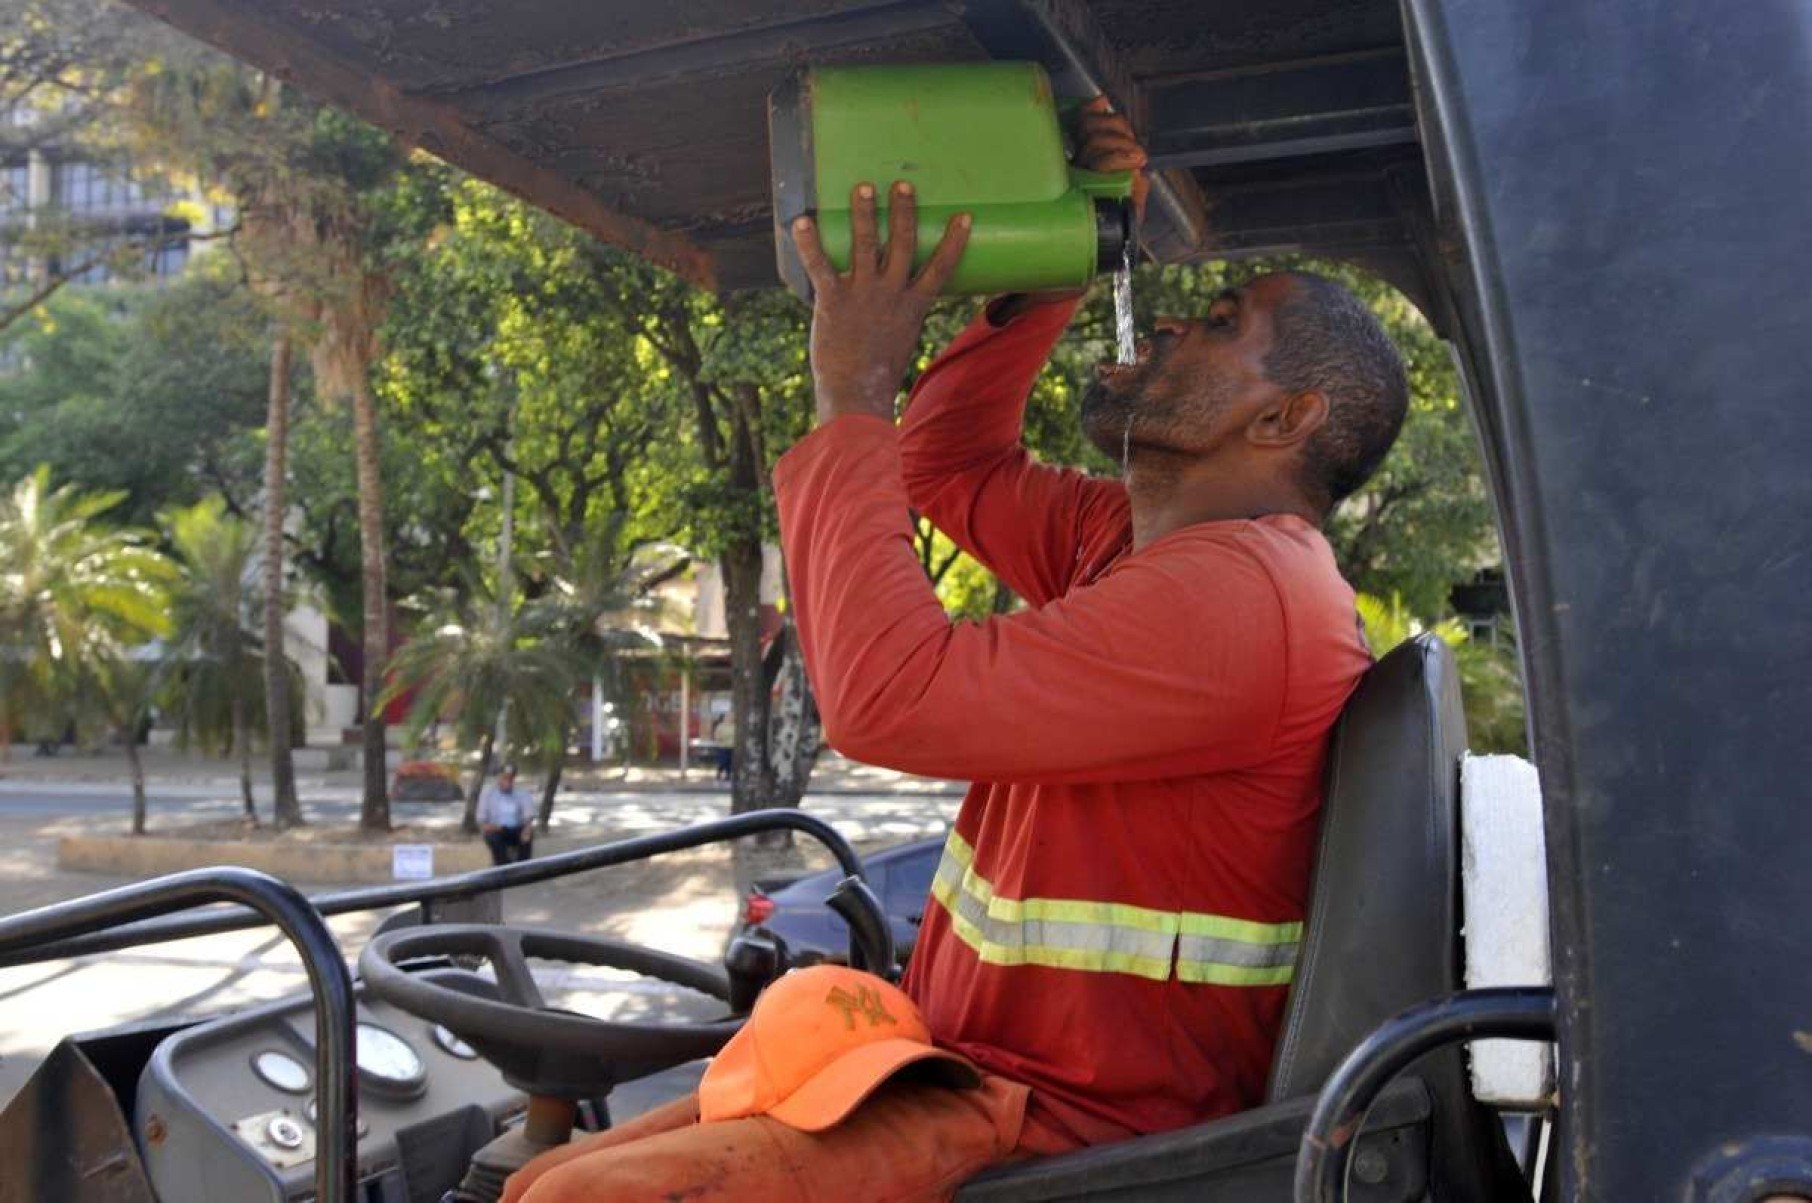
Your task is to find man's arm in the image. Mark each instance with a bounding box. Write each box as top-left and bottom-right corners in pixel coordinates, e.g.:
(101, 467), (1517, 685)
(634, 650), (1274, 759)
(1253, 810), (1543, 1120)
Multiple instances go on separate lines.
(776, 419), (1285, 782)
(900, 297), (1128, 606)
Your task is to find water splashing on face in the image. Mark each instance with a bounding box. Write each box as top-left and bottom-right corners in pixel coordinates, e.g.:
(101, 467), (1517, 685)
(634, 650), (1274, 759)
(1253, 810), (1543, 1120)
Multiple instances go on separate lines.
(1114, 238), (1137, 366)
(1114, 237), (1138, 476)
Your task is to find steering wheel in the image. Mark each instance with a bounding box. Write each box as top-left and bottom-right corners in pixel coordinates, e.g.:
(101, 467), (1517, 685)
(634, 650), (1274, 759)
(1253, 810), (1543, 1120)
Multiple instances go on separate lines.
(359, 925), (743, 1099)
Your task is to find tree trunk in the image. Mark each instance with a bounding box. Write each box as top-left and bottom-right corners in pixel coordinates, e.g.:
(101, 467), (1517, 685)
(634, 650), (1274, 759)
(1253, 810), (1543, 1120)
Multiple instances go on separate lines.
(233, 692), (256, 823)
(537, 743), (565, 833)
(125, 734), (148, 836)
(724, 538), (776, 817)
(263, 333), (303, 828)
(766, 622), (822, 807)
(462, 725), (495, 833)
(350, 375), (391, 830)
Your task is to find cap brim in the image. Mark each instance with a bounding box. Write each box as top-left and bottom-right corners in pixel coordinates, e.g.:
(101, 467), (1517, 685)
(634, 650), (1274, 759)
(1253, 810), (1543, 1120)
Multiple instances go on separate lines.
(766, 1039), (981, 1133)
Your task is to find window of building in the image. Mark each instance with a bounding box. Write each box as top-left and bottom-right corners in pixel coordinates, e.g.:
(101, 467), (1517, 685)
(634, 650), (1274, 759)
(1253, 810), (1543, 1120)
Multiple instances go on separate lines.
(1, 160), (28, 214)
(53, 161), (164, 214)
(146, 239), (188, 278)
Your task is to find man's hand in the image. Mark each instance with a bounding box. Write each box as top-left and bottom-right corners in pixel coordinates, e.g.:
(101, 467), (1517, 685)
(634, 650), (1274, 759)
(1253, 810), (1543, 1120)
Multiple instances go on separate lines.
(482, 824), (499, 835)
(986, 97), (1150, 326)
(791, 182), (971, 425)
(1075, 95), (1149, 222)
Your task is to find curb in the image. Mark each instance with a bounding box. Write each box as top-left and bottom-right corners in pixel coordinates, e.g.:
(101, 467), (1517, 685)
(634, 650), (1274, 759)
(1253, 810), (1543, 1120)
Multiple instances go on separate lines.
(58, 834), (497, 885)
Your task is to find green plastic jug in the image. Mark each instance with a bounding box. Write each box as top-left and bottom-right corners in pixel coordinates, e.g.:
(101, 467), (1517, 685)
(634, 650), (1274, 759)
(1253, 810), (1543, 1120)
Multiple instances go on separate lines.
(769, 63), (1135, 298)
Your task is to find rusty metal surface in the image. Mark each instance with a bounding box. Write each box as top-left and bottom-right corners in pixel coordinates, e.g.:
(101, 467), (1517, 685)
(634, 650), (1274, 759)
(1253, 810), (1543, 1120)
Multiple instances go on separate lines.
(115, 0), (1418, 291)
(0, 1042), (157, 1203)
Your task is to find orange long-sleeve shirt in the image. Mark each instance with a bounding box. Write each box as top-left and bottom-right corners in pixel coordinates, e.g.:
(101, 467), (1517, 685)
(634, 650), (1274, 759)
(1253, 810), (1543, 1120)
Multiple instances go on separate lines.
(772, 298), (1371, 1150)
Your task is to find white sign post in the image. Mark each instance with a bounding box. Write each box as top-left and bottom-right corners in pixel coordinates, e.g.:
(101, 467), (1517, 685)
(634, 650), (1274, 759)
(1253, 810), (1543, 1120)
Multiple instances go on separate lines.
(392, 844), (435, 881)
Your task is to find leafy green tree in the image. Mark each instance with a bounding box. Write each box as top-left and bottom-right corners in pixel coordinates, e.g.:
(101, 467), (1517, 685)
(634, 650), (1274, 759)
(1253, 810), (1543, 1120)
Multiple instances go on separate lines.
(0, 274), (271, 525)
(159, 496), (298, 825)
(379, 184), (824, 818)
(126, 48), (429, 830)
(520, 541), (677, 829)
(1357, 591), (1527, 755)
(629, 279), (825, 818)
(0, 467), (175, 826)
(382, 578), (578, 832)
(377, 176), (689, 596)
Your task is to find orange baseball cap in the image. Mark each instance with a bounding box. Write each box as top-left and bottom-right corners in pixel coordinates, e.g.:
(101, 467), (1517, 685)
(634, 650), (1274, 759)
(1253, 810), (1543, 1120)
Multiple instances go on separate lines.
(698, 964), (981, 1132)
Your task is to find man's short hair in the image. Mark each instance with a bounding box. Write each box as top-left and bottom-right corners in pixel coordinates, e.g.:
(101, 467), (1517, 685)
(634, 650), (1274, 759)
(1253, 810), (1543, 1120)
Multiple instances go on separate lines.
(1262, 272), (1410, 508)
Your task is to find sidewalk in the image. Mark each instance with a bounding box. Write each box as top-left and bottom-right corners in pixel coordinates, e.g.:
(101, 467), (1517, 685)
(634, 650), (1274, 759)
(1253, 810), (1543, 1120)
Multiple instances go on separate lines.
(0, 744), (966, 797)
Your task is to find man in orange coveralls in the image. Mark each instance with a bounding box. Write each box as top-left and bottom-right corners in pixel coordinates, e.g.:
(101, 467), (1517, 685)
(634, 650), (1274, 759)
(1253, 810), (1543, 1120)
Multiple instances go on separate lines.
(505, 102), (1406, 1203)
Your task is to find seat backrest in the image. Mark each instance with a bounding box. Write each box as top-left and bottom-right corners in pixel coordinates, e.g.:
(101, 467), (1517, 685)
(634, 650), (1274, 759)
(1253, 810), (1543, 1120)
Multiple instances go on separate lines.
(1267, 632), (1466, 1100)
(1267, 633), (1523, 1199)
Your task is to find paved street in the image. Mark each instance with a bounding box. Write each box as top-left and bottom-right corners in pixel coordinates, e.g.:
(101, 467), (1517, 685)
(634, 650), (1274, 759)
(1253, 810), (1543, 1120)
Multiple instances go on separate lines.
(0, 765), (962, 1121)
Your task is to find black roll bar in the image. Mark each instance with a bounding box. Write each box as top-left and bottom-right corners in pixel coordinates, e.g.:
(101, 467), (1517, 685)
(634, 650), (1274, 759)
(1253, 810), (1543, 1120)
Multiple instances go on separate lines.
(0, 867), (359, 1203)
(0, 808), (869, 968)
(1294, 986), (1558, 1203)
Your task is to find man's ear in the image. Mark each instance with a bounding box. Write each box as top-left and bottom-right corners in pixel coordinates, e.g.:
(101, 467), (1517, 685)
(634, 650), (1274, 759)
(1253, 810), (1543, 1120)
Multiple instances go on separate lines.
(1247, 390), (1329, 449)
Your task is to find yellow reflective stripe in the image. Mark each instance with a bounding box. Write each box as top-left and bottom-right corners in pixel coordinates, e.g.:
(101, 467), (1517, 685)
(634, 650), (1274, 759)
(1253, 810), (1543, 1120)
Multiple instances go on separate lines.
(1176, 961), (1298, 986)
(930, 871), (1176, 981)
(932, 831), (1301, 986)
(1177, 912), (1303, 945)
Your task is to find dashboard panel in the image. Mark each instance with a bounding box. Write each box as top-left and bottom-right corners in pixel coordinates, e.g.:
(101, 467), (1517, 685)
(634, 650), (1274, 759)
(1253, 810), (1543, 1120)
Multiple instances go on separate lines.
(134, 969), (525, 1202)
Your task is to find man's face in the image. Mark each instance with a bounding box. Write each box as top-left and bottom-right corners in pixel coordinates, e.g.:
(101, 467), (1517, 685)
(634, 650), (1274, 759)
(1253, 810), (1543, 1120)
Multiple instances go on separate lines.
(499, 772), (515, 790)
(1081, 273), (1298, 462)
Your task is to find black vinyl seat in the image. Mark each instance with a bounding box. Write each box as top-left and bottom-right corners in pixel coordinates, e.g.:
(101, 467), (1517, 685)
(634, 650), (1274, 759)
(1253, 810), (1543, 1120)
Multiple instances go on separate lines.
(959, 634), (1523, 1201)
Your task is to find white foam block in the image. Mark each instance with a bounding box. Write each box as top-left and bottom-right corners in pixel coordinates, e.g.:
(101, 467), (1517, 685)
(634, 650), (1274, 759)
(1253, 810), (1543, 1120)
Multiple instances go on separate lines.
(1460, 753), (1556, 1107)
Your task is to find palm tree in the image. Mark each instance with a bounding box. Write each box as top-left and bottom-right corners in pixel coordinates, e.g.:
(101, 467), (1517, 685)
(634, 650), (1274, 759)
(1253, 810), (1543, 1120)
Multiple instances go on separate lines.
(0, 468), (175, 829)
(1355, 591), (1527, 755)
(160, 497), (298, 825)
(261, 331), (304, 827)
(382, 576), (577, 833)
(521, 544), (678, 830)
(1355, 591), (1466, 656)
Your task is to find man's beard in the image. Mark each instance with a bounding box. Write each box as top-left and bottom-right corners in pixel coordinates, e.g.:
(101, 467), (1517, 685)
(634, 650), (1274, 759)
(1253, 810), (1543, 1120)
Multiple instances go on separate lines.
(1081, 371), (1144, 459)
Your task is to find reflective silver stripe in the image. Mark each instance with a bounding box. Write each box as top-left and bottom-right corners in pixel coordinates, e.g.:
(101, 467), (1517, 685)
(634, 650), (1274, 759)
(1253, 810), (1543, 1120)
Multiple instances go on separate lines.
(929, 831), (1301, 985)
(1175, 934), (1299, 969)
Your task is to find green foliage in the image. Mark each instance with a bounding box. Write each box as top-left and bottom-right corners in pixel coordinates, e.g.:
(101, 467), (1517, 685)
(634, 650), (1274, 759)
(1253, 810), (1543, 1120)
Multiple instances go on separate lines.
(158, 495), (295, 755)
(0, 466), (176, 741)
(380, 577), (576, 761)
(375, 177), (691, 598)
(1357, 591), (1527, 756)
(0, 274), (272, 524)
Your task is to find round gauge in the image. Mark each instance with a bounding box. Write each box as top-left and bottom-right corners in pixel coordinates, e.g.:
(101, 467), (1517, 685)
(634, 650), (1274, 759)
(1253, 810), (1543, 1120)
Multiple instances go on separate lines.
(251, 1049), (310, 1094)
(430, 1023), (478, 1060)
(355, 1022), (426, 1092)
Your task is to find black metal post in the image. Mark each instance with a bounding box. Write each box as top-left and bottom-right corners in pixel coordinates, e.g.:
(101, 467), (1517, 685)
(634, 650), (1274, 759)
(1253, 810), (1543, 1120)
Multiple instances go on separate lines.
(1294, 987), (1556, 1203)
(0, 867), (357, 1203)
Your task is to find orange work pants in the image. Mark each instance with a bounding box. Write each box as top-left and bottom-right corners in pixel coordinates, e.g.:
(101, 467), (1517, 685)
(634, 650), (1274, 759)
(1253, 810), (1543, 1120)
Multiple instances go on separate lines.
(503, 1074), (1065, 1203)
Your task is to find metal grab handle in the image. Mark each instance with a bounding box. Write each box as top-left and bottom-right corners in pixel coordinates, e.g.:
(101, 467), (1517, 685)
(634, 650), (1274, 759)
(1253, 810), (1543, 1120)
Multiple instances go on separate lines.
(0, 808), (870, 968)
(826, 876), (896, 977)
(0, 867), (357, 1203)
(1294, 986), (1557, 1203)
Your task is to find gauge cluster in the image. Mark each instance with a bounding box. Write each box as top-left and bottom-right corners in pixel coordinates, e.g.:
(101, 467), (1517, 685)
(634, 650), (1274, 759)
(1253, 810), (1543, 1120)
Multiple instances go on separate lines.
(134, 970), (525, 1203)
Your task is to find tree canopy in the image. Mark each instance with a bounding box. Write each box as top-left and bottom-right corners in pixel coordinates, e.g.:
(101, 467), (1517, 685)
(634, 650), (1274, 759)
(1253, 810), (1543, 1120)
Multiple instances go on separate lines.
(0, 0), (1523, 810)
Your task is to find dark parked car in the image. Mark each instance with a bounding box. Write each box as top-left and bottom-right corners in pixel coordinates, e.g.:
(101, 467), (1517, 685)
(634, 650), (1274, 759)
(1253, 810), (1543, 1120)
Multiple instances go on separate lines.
(723, 834), (944, 972)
